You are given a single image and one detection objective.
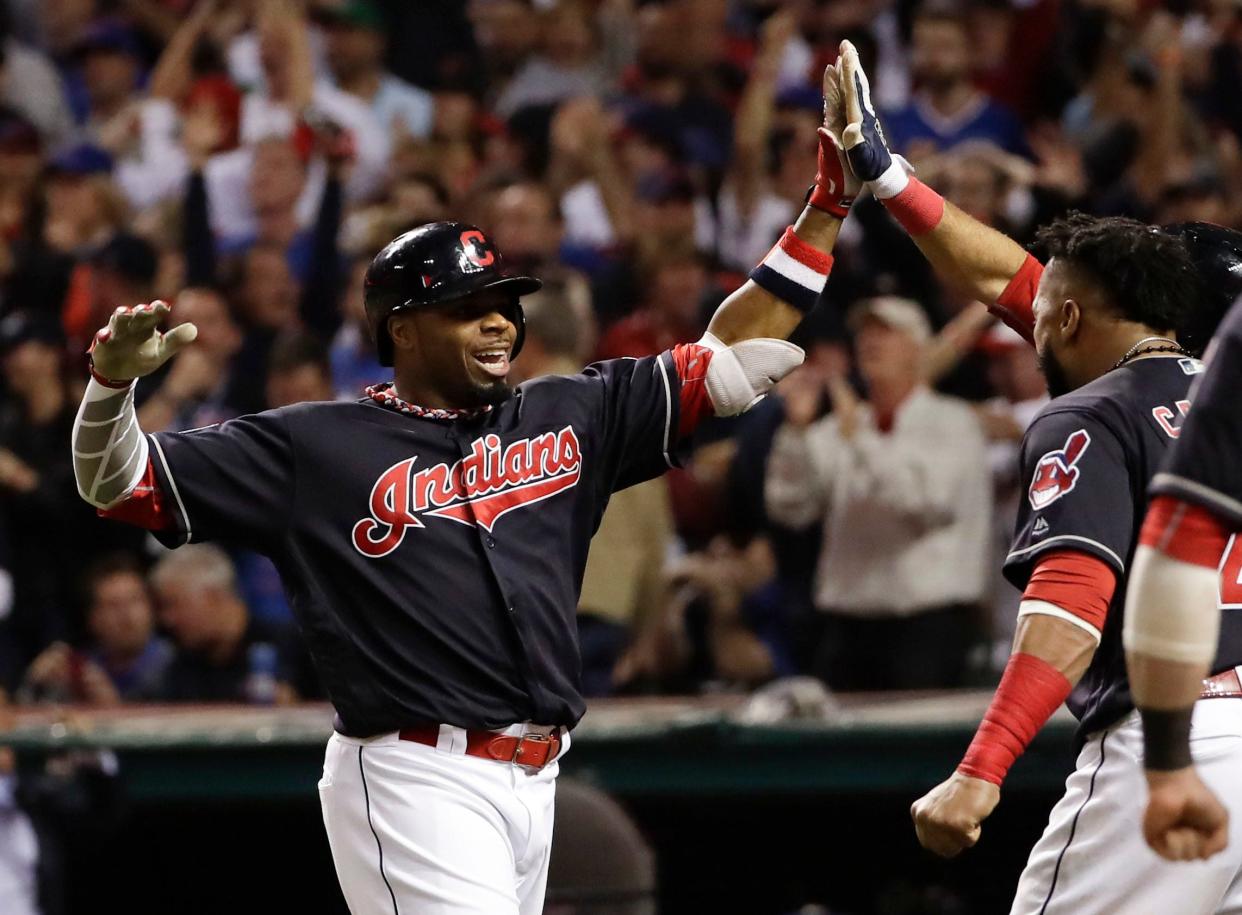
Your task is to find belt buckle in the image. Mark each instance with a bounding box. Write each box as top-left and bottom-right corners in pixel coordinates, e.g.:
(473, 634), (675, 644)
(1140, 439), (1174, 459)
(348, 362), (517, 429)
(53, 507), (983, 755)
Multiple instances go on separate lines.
(511, 732), (554, 769)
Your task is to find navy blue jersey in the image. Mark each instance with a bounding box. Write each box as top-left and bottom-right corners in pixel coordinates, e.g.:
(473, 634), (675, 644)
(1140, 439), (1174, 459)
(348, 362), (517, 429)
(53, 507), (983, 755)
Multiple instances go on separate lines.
(1151, 299), (1242, 529)
(1003, 355), (1242, 736)
(141, 352), (691, 736)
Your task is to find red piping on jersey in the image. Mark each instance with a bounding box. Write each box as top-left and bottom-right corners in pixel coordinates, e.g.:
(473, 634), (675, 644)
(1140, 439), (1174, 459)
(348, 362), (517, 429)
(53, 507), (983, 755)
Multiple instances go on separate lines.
(990, 253), (1041, 344)
(1022, 549), (1116, 633)
(1140, 494), (1232, 569)
(958, 651), (1072, 786)
(97, 459), (171, 530)
(671, 343), (715, 439)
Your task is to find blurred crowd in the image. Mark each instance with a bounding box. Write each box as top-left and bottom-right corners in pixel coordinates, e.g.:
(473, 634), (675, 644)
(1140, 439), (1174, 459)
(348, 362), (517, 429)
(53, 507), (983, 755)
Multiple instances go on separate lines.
(0, 0), (1239, 727)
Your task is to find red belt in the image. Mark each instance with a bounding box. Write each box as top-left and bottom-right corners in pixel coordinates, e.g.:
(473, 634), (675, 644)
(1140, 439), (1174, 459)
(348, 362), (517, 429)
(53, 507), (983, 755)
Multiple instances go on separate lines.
(1201, 668), (1242, 700)
(398, 725), (562, 770)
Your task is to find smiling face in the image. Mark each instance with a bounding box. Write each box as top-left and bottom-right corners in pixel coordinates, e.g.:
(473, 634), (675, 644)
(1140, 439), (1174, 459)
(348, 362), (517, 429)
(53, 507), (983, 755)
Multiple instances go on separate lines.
(389, 289), (520, 409)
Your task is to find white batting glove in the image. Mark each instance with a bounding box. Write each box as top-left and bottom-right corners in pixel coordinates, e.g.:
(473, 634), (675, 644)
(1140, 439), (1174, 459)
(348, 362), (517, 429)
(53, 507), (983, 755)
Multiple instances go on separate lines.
(89, 300), (198, 383)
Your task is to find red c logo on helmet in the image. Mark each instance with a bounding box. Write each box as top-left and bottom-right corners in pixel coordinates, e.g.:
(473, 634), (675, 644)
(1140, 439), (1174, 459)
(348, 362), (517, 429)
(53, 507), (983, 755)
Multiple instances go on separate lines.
(460, 230), (495, 268)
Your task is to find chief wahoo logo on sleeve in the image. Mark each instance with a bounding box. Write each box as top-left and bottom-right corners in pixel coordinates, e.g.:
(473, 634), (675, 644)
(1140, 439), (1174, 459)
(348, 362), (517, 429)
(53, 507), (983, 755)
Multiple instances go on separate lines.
(1028, 429), (1091, 511)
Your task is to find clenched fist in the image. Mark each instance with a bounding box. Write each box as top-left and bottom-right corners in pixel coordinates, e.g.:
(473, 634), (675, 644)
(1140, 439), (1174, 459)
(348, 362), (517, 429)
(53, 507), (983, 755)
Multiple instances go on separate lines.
(1144, 767), (1229, 862)
(89, 300), (198, 383)
(911, 771), (1001, 858)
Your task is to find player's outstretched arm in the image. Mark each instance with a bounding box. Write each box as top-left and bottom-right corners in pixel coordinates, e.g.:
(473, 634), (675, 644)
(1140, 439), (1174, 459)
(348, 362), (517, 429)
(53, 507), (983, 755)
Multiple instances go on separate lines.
(835, 41), (1035, 327)
(912, 608), (1100, 857)
(706, 59), (859, 348)
(1124, 496), (1231, 861)
(692, 63), (859, 417)
(73, 301), (197, 509)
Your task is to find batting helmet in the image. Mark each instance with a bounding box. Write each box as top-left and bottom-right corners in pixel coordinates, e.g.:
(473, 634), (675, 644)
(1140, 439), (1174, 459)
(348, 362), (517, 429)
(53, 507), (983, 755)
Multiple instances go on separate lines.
(1163, 222), (1242, 357)
(364, 221), (542, 367)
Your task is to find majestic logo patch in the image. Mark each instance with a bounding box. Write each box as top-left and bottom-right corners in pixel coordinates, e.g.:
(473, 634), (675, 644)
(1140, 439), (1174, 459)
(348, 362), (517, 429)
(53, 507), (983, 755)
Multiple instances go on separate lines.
(352, 427), (582, 558)
(1032, 517), (1050, 537)
(1028, 429), (1091, 511)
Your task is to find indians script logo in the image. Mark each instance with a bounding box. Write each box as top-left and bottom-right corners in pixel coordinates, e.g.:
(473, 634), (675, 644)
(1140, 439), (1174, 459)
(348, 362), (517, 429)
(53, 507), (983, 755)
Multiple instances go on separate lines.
(352, 427), (582, 558)
(1028, 429), (1090, 511)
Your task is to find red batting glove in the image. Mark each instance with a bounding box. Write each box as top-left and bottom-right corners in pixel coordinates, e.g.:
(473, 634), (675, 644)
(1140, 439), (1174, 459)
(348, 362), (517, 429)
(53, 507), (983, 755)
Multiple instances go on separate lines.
(808, 127), (860, 219)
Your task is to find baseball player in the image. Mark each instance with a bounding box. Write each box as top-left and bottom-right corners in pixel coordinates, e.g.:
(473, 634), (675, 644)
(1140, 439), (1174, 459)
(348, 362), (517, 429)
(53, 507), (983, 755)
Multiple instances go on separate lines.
(1124, 261), (1242, 864)
(68, 72), (859, 913)
(828, 39), (1242, 913)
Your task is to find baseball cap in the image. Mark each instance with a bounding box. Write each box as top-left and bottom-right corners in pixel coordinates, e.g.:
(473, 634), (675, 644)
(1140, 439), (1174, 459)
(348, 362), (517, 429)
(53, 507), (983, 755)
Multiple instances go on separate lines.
(847, 296), (932, 344)
(977, 320), (1028, 356)
(315, 0), (385, 30)
(73, 19), (143, 59)
(0, 311), (65, 353)
(46, 144), (113, 177)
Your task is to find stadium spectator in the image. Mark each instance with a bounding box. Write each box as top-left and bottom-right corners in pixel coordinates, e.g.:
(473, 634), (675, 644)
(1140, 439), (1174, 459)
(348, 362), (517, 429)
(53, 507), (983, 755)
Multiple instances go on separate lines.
(881, 3), (1029, 161)
(318, 0), (435, 140)
(136, 286), (244, 432)
(614, 533), (792, 693)
(265, 329), (334, 410)
(150, 544), (317, 704)
(18, 554), (171, 705)
(765, 297), (992, 691)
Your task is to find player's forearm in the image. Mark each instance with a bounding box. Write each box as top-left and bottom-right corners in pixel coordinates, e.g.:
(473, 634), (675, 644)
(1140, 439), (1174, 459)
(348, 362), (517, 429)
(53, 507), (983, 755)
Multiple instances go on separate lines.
(882, 185), (1029, 307)
(957, 613), (1098, 787)
(1011, 612), (1099, 687)
(1123, 497), (1230, 770)
(707, 207), (840, 346)
(73, 378), (151, 509)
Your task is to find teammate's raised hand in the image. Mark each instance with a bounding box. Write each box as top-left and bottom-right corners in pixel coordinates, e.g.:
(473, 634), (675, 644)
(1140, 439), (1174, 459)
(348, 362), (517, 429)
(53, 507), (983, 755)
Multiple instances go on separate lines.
(911, 771), (1001, 858)
(838, 40), (894, 182)
(1144, 767), (1229, 861)
(808, 61), (861, 218)
(89, 300), (198, 383)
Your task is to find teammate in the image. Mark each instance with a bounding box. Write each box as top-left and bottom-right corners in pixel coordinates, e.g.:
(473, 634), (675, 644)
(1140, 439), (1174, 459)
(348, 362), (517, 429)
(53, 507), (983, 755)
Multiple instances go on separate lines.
(68, 69), (858, 913)
(828, 39), (1242, 912)
(1124, 262), (1242, 863)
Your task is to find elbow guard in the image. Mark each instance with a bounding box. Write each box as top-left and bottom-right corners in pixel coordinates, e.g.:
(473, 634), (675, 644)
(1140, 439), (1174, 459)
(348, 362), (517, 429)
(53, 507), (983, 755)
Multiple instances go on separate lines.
(699, 332), (805, 416)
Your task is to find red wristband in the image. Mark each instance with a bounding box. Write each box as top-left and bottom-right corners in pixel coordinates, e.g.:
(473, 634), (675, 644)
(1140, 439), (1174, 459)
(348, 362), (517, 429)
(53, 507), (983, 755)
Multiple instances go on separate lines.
(958, 652), (1072, 786)
(879, 176), (945, 236)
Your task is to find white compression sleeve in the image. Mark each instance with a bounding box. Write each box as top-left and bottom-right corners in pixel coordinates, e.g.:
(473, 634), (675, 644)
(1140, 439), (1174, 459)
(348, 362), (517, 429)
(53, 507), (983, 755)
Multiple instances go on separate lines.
(1123, 543), (1221, 665)
(72, 379), (149, 509)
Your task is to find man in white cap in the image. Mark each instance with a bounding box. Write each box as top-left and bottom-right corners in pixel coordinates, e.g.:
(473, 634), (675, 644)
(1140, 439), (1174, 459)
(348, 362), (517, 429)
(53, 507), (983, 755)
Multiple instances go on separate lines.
(765, 296), (992, 690)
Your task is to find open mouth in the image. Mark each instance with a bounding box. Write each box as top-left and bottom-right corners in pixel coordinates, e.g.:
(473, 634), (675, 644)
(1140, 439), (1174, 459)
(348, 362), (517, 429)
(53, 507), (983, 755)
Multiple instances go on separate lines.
(472, 348), (511, 378)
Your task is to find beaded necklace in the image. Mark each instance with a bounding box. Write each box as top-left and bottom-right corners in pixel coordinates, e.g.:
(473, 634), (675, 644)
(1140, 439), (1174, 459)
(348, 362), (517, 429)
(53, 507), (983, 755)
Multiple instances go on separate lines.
(365, 383), (493, 420)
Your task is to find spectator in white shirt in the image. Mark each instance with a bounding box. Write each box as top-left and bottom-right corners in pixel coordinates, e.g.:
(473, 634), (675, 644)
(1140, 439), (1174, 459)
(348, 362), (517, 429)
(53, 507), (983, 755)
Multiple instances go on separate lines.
(317, 1), (435, 141)
(765, 297), (992, 691)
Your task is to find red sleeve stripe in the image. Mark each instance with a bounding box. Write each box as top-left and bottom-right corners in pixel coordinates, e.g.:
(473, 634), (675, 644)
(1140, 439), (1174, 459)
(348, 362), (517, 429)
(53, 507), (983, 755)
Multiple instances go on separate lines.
(1140, 495), (1231, 569)
(97, 458), (172, 530)
(958, 651), (1072, 786)
(671, 343), (715, 439)
(988, 253), (1041, 344)
(776, 226), (834, 274)
(1022, 549), (1116, 633)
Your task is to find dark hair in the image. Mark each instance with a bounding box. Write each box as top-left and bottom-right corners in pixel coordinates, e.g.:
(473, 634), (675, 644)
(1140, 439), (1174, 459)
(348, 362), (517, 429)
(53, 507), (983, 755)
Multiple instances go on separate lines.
(1034, 212), (1198, 332)
(80, 552), (146, 609)
(268, 330), (330, 378)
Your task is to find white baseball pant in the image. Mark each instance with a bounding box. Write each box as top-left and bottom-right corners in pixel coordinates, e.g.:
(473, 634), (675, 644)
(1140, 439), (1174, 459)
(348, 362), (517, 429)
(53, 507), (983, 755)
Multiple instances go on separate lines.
(1011, 697), (1242, 914)
(318, 725), (567, 915)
